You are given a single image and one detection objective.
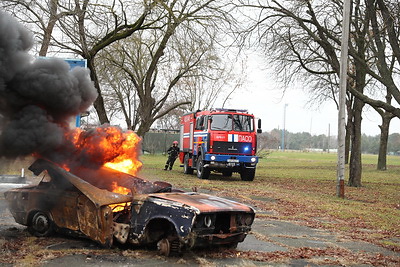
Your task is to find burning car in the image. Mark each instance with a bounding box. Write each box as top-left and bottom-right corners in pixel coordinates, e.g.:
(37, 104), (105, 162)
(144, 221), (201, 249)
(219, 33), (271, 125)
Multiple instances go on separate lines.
(4, 159), (254, 256)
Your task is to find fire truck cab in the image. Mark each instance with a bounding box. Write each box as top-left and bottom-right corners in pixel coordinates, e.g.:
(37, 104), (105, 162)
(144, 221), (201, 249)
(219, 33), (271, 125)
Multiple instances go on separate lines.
(179, 108), (261, 181)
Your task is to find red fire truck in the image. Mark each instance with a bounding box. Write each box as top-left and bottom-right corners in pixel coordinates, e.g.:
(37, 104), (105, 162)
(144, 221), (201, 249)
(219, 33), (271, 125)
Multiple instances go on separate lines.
(179, 108), (261, 181)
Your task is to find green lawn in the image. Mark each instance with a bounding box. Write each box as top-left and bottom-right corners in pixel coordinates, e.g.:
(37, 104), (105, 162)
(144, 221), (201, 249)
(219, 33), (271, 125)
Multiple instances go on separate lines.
(139, 151), (400, 249)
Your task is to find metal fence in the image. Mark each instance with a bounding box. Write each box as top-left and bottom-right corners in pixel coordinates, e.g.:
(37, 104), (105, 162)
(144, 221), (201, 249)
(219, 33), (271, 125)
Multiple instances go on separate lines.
(142, 130), (179, 154)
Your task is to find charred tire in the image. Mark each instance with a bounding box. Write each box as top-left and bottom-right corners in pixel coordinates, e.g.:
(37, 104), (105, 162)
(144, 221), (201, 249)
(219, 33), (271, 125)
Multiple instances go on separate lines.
(240, 168), (255, 181)
(196, 157), (210, 179)
(28, 211), (54, 237)
(183, 154), (194, 174)
(224, 242), (239, 249)
(222, 170), (233, 177)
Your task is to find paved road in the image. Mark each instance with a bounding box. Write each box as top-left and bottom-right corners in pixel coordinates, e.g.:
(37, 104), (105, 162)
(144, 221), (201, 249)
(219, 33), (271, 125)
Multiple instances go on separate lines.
(0, 182), (399, 266)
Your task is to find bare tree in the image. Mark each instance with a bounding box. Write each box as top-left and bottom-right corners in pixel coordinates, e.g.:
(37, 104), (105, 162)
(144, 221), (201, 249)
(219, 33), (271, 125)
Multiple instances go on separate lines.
(235, 0), (400, 186)
(373, 94), (395, 170)
(97, 1), (237, 136)
(2, 0), (159, 124)
(97, 67), (139, 129)
(4, 1), (240, 136)
(365, 0), (399, 170)
(1, 0), (73, 56)
(153, 58), (245, 131)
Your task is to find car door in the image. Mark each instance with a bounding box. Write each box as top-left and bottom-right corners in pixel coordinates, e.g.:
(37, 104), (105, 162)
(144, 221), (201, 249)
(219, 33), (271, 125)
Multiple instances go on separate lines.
(76, 195), (114, 247)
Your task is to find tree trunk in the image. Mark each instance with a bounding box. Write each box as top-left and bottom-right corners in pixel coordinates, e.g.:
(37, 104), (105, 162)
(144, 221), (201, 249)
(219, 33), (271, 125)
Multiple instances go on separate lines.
(348, 4), (368, 187)
(345, 101), (353, 164)
(87, 58), (109, 124)
(136, 98), (156, 137)
(136, 119), (153, 137)
(38, 0), (59, 56)
(93, 95), (109, 124)
(348, 98), (363, 187)
(345, 120), (351, 164)
(377, 112), (392, 170)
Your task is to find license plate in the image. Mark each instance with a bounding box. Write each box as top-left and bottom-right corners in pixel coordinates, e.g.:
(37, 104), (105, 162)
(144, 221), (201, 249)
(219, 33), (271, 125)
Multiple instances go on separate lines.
(227, 159), (239, 163)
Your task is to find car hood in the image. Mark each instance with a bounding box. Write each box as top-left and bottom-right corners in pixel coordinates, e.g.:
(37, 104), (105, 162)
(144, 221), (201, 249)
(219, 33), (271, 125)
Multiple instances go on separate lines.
(148, 192), (254, 213)
(29, 159), (132, 207)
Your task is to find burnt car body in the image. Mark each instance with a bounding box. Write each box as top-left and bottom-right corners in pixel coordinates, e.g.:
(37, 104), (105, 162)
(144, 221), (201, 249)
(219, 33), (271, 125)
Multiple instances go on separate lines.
(4, 159), (254, 255)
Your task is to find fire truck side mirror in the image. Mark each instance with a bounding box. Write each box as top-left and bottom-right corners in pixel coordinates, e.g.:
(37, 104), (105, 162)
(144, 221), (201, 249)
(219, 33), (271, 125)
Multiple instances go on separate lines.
(257, 119), (262, 133)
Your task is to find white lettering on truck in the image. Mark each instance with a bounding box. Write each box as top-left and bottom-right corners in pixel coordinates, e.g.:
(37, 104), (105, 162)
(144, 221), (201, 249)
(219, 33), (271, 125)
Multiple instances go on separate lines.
(239, 135), (252, 142)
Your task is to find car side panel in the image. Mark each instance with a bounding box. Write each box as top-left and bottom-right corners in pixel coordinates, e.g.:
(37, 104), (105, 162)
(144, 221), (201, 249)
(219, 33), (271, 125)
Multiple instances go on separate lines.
(50, 191), (80, 231)
(5, 186), (74, 226)
(129, 198), (195, 244)
(77, 195), (114, 247)
(4, 188), (34, 225)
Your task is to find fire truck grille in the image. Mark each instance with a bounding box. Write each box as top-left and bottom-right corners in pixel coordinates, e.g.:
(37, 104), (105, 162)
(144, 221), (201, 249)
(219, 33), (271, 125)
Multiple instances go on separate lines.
(212, 141), (252, 155)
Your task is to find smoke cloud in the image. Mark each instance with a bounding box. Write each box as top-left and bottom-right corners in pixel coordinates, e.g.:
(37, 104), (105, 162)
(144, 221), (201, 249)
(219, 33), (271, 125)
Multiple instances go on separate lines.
(0, 11), (98, 158)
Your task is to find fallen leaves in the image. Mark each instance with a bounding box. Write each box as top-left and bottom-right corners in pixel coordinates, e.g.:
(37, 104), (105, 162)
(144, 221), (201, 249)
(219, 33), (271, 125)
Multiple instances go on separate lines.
(202, 246), (400, 266)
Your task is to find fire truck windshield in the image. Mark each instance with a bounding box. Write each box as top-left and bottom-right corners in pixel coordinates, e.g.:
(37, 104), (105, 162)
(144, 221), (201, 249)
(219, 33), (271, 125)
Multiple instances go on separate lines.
(210, 114), (254, 132)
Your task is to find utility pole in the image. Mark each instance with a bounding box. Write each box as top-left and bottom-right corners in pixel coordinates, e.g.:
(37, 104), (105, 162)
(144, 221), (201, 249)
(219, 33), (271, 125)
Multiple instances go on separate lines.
(337, 0), (351, 198)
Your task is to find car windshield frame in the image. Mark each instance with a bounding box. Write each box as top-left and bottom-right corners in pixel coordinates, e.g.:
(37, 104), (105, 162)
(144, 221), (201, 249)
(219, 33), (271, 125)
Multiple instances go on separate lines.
(210, 114), (254, 132)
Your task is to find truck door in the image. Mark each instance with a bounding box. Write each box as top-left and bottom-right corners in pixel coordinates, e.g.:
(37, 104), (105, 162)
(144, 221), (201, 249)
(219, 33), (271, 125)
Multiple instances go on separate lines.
(190, 121), (194, 152)
(179, 124), (184, 150)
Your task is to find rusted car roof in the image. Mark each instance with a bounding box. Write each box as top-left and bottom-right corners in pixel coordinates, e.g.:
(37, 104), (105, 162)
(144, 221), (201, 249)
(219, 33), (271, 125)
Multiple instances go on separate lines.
(30, 159), (132, 207)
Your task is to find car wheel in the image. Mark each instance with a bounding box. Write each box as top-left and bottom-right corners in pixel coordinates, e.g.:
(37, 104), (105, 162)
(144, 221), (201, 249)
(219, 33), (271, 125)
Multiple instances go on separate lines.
(28, 211), (54, 237)
(184, 154), (194, 174)
(222, 170), (233, 177)
(157, 238), (181, 257)
(240, 168), (255, 181)
(224, 242), (238, 249)
(196, 157), (210, 179)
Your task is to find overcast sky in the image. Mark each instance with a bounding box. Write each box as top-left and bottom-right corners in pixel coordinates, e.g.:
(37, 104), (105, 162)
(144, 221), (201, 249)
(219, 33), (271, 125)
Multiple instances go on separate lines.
(219, 51), (400, 137)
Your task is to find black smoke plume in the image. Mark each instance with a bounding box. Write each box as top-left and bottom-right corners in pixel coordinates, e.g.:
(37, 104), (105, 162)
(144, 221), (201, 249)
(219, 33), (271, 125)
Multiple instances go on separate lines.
(0, 11), (98, 159)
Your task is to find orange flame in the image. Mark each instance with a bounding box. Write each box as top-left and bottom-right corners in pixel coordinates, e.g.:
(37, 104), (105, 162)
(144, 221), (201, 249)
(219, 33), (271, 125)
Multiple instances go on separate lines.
(66, 126), (142, 175)
(62, 126), (142, 201)
(101, 129), (143, 175)
(61, 164), (70, 171)
(111, 181), (131, 195)
(110, 182), (131, 212)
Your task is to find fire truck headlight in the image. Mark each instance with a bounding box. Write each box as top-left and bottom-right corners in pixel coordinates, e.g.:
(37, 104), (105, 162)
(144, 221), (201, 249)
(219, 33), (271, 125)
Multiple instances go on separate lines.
(210, 155), (216, 161)
(251, 157), (257, 163)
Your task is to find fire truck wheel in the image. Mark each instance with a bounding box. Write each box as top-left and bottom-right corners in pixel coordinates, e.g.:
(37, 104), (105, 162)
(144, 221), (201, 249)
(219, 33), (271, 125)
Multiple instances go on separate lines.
(28, 211), (55, 237)
(196, 157), (210, 179)
(240, 168), (255, 181)
(184, 154), (194, 174)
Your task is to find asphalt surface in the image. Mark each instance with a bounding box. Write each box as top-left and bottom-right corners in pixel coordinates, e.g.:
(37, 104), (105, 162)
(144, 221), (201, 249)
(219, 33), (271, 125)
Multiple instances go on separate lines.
(0, 179), (399, 266)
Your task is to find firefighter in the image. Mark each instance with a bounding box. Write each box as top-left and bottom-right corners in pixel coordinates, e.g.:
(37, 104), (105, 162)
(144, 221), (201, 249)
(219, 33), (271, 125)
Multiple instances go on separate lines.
(164, 141), (179, 170)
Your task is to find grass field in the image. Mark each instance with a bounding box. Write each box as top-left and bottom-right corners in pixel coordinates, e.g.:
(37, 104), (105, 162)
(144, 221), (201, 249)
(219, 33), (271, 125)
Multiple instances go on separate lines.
(139, 151), (400, 250)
